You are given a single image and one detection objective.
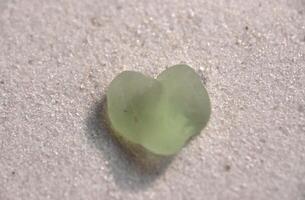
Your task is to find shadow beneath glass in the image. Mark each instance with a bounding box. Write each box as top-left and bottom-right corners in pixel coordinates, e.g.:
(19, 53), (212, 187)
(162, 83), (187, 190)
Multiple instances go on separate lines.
(85, 96), (173, 191)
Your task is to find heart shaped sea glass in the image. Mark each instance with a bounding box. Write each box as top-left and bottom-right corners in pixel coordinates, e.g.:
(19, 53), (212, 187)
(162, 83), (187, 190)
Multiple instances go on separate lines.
(106, 64), (211, 156)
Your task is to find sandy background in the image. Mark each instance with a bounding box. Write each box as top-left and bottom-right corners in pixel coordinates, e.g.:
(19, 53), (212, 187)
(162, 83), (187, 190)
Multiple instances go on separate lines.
(1, 0), (305, 199)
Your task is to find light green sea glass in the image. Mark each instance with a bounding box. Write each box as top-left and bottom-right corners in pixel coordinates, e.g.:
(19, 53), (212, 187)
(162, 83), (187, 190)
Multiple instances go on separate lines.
(106, 64), (211, 156)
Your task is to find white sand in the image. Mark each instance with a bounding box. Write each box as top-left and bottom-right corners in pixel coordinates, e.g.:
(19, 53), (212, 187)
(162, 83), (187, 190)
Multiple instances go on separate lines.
(0, 0), (305, 199)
